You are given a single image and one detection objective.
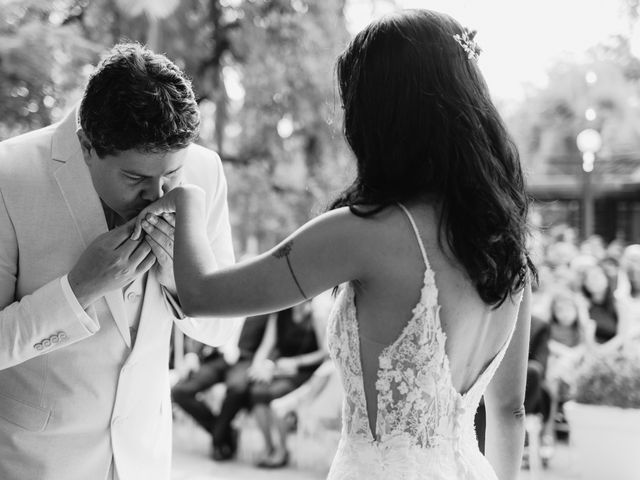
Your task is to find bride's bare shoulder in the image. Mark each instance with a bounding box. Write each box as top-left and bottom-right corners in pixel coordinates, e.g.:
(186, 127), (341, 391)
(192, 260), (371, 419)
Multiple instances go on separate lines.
(315, 204), (406, 236)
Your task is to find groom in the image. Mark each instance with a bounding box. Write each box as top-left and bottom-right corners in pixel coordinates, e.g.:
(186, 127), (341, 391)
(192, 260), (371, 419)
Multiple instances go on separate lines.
(0, 43), (239, 480)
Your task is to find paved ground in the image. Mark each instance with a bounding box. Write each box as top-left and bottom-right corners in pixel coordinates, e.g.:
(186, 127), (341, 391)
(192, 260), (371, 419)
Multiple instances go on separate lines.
(172, 420), (578, 480)
(520, 441), (578, 480)
(172, 420), (325, 480)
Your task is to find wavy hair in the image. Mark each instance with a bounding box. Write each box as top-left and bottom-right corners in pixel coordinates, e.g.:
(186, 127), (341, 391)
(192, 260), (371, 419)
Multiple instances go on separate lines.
(330, 9), (535, 306)
(79, 42), (200, 158)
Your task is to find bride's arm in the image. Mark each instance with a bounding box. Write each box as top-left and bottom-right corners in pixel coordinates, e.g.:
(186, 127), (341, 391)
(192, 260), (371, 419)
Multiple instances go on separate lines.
(135, 186), (367, 318)
(483, 282), (531, 480)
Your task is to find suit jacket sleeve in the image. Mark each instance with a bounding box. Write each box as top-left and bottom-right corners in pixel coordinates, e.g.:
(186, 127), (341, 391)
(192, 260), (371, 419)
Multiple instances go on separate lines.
(167, 151), (242, 347)
(0, 188), (99, 370)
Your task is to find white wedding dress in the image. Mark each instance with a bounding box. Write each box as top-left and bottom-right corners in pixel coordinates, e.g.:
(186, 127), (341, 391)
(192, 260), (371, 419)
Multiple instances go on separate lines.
(326, 204), (521, 479)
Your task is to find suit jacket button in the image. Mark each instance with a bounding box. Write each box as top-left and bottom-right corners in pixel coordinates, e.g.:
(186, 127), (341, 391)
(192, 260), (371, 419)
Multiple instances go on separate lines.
(126, 291), (139, 302)
(34, 343), (43, 351)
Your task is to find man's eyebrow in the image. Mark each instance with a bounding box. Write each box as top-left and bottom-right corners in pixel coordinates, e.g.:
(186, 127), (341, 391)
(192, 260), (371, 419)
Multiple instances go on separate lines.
(120, 166), (183, 177)
(166, 166), (183, 175)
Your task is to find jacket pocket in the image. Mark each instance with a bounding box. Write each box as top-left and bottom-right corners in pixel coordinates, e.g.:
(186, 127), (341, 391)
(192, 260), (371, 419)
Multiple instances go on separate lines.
(0, 391), (51, 431)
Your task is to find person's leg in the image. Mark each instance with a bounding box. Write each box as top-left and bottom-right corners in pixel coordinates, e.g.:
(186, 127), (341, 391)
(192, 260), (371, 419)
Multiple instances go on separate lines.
(253, 405), (288, 467)
(252, 402), (275, 457)
(172, 357), (228, 433)
(271, 410), (289, 460)
(524, 362), (543, 414)
(250, 380), (276, 460)
(211, 360), (252, 458)
(252, 374), (311, 467)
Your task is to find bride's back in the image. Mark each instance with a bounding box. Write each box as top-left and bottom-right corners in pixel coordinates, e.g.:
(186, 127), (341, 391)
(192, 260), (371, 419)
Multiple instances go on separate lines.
(325, 9), (531, 478)
(353, 202), (521, 405)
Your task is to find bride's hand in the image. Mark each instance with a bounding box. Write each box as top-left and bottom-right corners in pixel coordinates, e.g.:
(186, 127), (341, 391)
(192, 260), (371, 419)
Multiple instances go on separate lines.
(130, 185), (204, 240)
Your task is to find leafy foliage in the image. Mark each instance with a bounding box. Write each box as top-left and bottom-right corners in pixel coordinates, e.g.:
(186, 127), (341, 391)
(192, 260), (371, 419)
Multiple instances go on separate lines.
(572, 342), (640, 409)
(0, 0), (354, 254)
(0, 0), (102, 135)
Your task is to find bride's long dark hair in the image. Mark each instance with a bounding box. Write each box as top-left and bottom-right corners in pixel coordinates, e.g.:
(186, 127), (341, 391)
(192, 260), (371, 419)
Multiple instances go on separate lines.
(330, 9), (535, 307)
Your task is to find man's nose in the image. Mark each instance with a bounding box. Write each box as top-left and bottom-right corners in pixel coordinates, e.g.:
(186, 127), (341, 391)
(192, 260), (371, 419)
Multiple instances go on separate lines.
(141, 178), (170, 201)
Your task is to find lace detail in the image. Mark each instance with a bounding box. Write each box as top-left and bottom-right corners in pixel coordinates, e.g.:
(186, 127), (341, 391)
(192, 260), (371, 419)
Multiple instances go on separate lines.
(325, 204), (521, 479)
(374, 269), (459, 449)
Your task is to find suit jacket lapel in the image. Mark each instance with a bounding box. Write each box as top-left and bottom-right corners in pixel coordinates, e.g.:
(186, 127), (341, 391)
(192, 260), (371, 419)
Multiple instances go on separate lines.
(51, 108), (131, 347)
(128, 273), (157, 360)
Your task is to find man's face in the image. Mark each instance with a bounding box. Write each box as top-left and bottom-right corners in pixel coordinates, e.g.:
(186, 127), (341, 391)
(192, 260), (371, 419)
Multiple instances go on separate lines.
(79, 133), (187, 221)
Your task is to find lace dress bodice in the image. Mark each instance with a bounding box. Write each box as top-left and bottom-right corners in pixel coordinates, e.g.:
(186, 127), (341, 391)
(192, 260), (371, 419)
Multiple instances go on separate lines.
(326, 204), (521, 480)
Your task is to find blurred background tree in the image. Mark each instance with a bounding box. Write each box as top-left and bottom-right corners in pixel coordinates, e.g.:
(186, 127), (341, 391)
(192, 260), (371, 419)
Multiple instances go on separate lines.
(0, 0), (352, 255)
(5, 0), (640, 248)
(502, 0), (640, 241)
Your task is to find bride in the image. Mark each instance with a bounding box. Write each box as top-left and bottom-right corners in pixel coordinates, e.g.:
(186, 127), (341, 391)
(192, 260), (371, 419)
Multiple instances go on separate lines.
(133, 9), (534, 479)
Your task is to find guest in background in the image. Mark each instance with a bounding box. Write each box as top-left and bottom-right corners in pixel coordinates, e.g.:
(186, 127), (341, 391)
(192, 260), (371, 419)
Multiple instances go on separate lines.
(525, 316), (551, 419)
(545, 289), (595, 441)
(249, 301), (327, 468)
(580, 263), (618, 343)
(615, 245), (640, 338)
(475, 315), (552, 457)
(171, 315), (268, 460)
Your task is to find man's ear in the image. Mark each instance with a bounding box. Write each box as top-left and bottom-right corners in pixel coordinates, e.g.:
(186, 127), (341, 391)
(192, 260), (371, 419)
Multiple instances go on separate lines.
(76, 129), (94, 163)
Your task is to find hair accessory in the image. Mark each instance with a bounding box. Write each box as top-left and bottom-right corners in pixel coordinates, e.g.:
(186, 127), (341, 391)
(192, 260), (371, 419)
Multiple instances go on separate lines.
(453, 29), (481, 61)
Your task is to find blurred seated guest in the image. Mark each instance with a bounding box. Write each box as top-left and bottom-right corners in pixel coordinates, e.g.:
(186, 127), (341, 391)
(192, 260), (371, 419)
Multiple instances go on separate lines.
(615, 245), (640, 338)
(605, 239), (625, 262)
(551, 263), (579, 291)
(249, 301), (327, 468)
(172, 315), (268, 460)
(548, 290), (593, 355)
(545, 239), (578, 269)
(530, 263), (554, 322)
(270, 360), (341, 432)
(525, 316), (551, 418)
(600, 255), (620, 291)
(545, 290), (595, 439)
(524, 315), (553, 466)
(579, 235), (606, 261)
(271, 360), (343, 470)
(569, 254), (597, 282)
(580, 263), (618, 343)
(548, 224), (577, 245)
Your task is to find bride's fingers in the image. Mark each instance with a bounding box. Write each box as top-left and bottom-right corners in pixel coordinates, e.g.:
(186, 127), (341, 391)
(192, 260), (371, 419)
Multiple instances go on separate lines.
(131, 197), (176, 240)
(131, 207), (154, 241)
(130, 215), (146, 241)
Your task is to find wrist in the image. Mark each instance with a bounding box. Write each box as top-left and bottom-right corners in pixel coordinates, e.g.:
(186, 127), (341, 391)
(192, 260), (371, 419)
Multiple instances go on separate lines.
(67, 272), (98, 309)
(177, 185), (205, 212)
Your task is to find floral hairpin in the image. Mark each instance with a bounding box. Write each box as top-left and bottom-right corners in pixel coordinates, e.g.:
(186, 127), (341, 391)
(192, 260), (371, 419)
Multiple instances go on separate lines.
(453, 29), (481, 61)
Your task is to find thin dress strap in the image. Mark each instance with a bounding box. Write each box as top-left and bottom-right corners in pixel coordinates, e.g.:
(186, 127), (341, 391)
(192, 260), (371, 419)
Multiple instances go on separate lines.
(397, 203), (431, 271)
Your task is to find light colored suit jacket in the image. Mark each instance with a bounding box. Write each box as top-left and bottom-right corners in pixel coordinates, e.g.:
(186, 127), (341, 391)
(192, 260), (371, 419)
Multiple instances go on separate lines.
(0, 109), (239, 480)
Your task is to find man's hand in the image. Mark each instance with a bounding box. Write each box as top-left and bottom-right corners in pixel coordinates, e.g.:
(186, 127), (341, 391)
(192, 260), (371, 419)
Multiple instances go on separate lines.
(68, 219), (156, 308)
(140, 213), (177, 294)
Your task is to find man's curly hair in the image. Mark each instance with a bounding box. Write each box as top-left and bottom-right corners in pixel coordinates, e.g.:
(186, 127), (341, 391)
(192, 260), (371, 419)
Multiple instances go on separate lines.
(79, 42), (200, 158)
